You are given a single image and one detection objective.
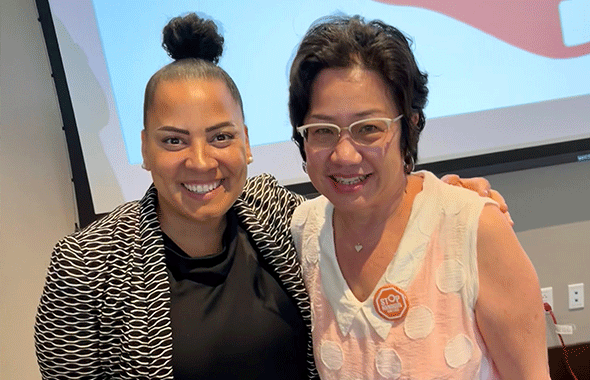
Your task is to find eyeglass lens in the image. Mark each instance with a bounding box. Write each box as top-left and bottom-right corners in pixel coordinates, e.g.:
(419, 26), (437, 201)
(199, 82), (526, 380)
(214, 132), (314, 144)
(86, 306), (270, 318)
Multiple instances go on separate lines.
(305, 119), (390, 147)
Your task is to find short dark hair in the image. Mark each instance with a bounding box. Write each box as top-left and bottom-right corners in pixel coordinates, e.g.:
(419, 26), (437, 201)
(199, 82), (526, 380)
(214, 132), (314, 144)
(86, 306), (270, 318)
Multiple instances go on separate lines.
(144, 13), (244, 127)
(289, 15), (428, 165)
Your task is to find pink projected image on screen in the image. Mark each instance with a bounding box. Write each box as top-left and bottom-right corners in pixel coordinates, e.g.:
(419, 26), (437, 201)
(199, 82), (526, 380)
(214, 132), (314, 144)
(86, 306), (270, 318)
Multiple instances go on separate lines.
(373, 0), (590, 58)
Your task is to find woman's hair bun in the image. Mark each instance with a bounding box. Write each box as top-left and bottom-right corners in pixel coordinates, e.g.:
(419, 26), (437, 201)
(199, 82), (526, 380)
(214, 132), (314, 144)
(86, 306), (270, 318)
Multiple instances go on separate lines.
(162, 13), (224, 63)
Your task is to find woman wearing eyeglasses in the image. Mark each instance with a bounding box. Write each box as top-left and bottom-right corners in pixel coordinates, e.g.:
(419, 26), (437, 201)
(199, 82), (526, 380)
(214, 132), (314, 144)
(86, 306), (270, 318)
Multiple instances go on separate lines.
(289, 15), (550, 380)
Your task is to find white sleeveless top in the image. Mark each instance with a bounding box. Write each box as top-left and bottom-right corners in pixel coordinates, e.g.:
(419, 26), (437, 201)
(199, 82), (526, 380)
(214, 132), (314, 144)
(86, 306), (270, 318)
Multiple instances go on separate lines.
(291, 171), (501, 380)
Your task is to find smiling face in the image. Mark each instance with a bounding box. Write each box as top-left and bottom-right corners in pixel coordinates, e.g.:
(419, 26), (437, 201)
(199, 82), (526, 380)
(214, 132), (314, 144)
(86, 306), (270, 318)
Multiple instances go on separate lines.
(142, 78), (251, 227)
(303, 67), (406, 214)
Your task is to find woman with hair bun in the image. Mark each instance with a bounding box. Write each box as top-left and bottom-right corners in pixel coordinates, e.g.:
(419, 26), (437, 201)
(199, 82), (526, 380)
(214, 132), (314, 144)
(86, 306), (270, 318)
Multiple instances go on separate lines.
(35, 12), (507, 380)
(35, 13), (313, 379)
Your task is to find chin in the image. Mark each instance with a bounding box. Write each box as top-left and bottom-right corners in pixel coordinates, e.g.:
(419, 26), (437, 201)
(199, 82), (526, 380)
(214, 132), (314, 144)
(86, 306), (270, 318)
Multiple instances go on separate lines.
(184, 207), (229, 223)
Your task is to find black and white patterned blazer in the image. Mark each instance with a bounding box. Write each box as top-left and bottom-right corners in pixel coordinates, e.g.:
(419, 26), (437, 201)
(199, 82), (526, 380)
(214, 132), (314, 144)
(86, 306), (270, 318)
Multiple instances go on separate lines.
(35, 174), (319, 379)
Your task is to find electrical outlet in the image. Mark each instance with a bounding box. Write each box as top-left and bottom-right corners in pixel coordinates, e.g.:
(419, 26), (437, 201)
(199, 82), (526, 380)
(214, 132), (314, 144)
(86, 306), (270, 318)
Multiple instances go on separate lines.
(568, 283), (584, 309)
(555, 324), (574, 335)
(541, 287), (553, 309)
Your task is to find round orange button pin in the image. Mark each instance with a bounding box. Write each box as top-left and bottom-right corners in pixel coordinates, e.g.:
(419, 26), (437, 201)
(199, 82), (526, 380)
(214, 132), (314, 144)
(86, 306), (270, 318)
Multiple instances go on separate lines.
(373, 284), (410, 321)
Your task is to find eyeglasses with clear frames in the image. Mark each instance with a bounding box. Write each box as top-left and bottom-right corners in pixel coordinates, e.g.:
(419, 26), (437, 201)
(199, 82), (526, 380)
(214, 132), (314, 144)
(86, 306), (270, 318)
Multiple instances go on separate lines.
(297, 115), (403, 148)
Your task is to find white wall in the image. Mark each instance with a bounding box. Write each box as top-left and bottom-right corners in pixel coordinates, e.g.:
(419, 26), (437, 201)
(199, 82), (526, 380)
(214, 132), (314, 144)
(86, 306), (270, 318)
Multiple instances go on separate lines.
(487, 162), (590, 348)
(1, 0), (588, 378)
(1, 0), (76, 378)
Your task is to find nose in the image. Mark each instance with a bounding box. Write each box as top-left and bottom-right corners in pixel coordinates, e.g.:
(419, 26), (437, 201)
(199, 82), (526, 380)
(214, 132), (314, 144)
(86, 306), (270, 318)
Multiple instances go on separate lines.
(330, 134), (362, 165)
(185, 140), (218, 171)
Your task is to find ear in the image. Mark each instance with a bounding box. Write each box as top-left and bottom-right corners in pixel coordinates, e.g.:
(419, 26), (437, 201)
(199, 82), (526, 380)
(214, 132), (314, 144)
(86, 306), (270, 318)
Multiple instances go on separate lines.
(243, 124), (253, 163)
(141, 129), (151, 171)
(410, 113), (420, 128)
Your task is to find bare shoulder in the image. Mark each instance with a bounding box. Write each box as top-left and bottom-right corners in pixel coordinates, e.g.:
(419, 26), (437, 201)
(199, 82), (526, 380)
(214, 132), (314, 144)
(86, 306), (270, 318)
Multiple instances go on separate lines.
(476, 203), (531, 278)
(478, 203), (511, 239)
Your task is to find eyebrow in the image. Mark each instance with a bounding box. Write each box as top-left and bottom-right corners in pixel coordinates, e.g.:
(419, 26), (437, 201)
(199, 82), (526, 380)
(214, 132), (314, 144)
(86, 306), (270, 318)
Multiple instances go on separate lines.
(205, 122), (239, 133)
(157, 126), (190, 135)
(156, 122), (239, 135)
(307, 110), (385, 122)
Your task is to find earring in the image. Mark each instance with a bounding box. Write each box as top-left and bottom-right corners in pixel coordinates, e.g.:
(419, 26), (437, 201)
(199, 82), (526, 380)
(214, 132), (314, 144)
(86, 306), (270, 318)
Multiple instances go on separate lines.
(302, 161), (307, 173)
(403, 154), (415, 174)
(247, 156), (254, 164)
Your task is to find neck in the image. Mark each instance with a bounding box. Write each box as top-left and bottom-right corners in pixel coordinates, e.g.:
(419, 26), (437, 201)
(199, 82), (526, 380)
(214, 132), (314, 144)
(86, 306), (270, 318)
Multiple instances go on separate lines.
(333, 175), (419, 252)
(157, 205), (227, 258)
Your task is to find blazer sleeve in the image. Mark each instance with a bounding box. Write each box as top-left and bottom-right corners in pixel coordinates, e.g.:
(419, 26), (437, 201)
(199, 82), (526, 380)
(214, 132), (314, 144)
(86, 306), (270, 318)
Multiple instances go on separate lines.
(35, 234), (104, 379)
(240, 173), (306, 222)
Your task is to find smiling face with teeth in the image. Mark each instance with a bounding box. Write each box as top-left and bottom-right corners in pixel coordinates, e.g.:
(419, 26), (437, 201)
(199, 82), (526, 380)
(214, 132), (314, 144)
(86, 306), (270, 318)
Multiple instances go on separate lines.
(302, 67), (407, 215)
(142, 78), (251, 227)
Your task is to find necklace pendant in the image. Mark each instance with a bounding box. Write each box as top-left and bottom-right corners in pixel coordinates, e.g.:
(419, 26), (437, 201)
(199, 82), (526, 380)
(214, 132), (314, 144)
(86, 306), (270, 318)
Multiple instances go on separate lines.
(354, 244), (363, 252)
